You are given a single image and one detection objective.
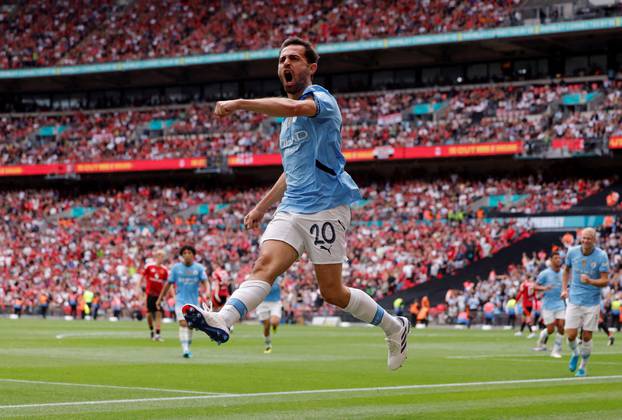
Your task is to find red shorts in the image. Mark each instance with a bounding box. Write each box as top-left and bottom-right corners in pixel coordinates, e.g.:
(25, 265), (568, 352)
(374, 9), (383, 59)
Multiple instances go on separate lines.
(522, 305), (533, 317)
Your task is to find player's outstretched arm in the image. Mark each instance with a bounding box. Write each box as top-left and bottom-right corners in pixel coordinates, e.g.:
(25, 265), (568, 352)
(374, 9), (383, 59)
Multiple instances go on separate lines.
(244, 173), (287, 229)
(214, 97), (316, 118)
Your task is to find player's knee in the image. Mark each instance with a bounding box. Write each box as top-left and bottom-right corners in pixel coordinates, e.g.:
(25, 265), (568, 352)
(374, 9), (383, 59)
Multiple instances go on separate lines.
(320, 286), (348, 307)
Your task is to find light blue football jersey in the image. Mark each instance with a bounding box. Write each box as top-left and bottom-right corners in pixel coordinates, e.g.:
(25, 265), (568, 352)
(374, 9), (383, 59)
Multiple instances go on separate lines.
(169, 262), (207, 306)
(264, 277), (282, 302)
(278, 84), (361, 214)
(564, 245), (609, 307)
(536, 267), (565, 312)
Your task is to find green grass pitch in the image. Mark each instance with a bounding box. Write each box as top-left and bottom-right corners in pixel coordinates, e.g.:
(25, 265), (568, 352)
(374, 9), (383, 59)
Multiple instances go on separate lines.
(0, 318), (621, 419)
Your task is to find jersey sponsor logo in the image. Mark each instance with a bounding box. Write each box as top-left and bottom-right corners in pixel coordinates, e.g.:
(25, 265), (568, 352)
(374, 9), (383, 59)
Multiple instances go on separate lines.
(280, 131), (308, 149)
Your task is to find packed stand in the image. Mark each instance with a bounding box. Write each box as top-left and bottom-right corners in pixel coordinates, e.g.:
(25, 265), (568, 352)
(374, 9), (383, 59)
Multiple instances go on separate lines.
(4, 80), (621, 165)
(2, 0), (524, 69)
(0, 0), (118, 69)
(5, 176), (598, 318)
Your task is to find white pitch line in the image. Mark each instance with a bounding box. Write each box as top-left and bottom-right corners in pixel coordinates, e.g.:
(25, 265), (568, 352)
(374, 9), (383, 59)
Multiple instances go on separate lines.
(0, 379), (229, 395)
(446, 352), (618, 360)
(55, 332), (141, 339)
(2, 375), (622, 410)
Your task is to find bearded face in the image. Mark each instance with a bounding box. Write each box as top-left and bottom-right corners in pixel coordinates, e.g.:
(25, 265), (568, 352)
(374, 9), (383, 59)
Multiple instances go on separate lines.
(278, 45), (316, 96)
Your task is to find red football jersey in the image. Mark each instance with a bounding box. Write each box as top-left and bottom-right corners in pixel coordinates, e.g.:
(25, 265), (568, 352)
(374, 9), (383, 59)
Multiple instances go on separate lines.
(143, 264), (168, 296)
(516, 281), (536, 308)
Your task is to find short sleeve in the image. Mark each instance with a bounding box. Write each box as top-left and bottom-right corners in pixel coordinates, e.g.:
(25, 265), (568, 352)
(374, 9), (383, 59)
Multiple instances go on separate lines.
(564, 249), (573, 267)
(199, 266), (208, 281)
(300, 87), (337, 120)
(599, 253), (610, 273)
(168, 267), (177, 284)
(536, 272), (545, 285)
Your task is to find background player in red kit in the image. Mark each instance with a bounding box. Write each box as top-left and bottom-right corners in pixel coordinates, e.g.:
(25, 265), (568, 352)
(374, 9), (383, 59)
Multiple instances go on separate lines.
(141, 250), (168, 341)
(210, 264), (232, 311)
(515, 277), (538, 338)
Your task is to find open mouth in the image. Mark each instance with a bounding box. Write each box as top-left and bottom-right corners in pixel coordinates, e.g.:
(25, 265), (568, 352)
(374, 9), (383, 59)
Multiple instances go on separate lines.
(284, 70), (293, 82)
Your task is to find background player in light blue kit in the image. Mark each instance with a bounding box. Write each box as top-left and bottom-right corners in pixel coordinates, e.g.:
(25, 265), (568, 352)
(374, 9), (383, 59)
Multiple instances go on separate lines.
(157, 245), (208, 358)
(256, 276), (283, 353)
(562, 228), (610, 377)
(533, 251), (565, 358)
(182, 37), (410, 370)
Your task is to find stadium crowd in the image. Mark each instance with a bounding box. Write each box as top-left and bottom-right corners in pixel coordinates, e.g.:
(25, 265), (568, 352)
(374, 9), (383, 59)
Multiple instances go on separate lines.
(1, 0), (525, 69)
(1, 175), (611, 319)
(2, 80), (620, 165)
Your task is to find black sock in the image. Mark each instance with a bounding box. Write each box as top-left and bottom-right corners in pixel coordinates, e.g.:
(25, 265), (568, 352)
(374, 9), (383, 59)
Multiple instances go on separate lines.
(156, 329), (160, 335)
(520, 322), (526, 332)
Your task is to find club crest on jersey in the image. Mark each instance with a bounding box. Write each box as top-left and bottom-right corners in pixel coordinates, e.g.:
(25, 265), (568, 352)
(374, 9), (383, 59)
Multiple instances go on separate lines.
(591, 262), (596, 268)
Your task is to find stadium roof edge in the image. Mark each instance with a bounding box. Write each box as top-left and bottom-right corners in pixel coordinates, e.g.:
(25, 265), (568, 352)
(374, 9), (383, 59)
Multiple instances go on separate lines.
(0, 17), (620, 80)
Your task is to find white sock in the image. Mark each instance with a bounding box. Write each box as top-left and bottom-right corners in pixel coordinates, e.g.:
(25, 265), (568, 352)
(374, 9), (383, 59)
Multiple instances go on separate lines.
(179, 326), (190, 353)
(265, 334), (271, 346)
(220, 279), (272, 328)
(554, 333), (563, 351)
(580, 340), (592, 369)
(343, 288), (401, 335)
(538, 329), (549, 347)
(568, 338), (579, 356)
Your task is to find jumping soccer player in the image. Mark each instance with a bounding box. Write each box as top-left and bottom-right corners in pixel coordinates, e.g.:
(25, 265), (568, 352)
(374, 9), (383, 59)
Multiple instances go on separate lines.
(157, 245), (208, 358)
(182, 37), (410, 370)
(256, 277), (283, 353)
(563, 228), (610, 377)
(532, 251), (565, 358)
(140, 250), (168, 341)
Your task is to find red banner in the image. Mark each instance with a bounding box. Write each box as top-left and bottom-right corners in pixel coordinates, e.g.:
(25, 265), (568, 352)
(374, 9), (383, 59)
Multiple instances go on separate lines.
(228, 142), (523, 167)
(0, 142), (522, 176)
(552, 138), (584, 152)
(0, 158), (207, 177)
(609, 136), (622, 149)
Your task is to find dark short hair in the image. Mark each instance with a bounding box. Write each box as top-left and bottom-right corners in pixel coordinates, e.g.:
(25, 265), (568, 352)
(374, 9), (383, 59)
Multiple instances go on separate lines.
(280, 37), (319, 64)
(179, 245), (196, 256)
(551, 250), (560, 257)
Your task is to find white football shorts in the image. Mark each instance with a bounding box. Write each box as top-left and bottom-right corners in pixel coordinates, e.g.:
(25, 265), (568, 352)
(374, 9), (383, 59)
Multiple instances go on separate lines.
(565, 303), (599, 331)
(256, 300), (282, 321)
(541, 308), (566, 325)
(261, 205), (351, 264)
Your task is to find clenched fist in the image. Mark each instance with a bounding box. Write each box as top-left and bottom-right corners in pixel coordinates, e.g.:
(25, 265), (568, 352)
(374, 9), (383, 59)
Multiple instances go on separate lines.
(214, 100), (240, 117)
